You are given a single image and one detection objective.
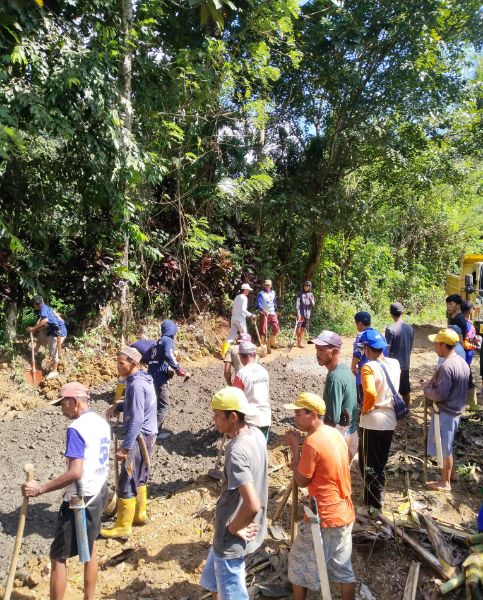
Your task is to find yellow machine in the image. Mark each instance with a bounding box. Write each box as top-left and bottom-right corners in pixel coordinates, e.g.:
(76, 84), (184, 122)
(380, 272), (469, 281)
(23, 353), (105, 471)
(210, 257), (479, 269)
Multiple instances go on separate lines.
(446, 254), (483, 334)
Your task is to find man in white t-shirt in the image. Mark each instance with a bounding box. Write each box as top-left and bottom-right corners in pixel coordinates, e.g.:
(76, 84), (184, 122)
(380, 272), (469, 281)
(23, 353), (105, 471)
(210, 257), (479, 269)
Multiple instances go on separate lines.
(228, 283), (256, 343)
(22, 382), (111, 600)
(233, 341), (271, 440)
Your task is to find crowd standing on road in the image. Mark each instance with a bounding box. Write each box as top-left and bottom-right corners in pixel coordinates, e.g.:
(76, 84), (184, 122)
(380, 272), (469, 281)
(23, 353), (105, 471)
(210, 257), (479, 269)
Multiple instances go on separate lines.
(16, 283), (483, 600)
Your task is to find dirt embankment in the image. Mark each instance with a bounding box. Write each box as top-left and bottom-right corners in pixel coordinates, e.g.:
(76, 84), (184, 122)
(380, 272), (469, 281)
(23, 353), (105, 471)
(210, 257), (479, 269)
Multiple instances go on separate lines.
(0, 323), (481, 599)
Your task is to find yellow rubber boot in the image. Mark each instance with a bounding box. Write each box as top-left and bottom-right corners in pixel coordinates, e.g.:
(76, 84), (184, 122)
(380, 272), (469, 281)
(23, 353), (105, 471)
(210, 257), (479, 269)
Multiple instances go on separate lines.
(133, 485), (148, 525)
(100, 497), (136, 539)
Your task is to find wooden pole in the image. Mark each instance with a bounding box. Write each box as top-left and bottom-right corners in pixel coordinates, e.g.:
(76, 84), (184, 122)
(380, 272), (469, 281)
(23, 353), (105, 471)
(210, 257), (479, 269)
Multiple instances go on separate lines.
(4, 464), (35, 600)
(290, 477), (298, 544)
(423, 396), (428, 484)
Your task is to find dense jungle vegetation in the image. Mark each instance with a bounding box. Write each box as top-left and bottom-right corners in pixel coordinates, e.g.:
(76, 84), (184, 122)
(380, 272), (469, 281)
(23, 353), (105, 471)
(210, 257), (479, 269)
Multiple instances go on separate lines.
(1, 0), (482, 341)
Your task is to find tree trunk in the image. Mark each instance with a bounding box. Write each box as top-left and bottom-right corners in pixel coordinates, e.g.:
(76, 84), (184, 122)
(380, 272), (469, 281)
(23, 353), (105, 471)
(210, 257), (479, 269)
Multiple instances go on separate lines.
(305, 230), (324, 281)
(118, 0), (133, 343)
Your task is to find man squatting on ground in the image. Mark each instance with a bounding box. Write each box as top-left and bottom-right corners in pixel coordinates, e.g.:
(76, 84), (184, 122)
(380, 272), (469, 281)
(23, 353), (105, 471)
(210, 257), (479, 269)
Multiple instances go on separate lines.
(257, 279), (280, 349)
(22, 382), (110, 600)
(284, 392), (356, 600)
(309, 330), (358, 460)
(227, 283), (256, 343)
(201, 387), (268, 600)
(385, 302), (414, 407)
(131, 319), (186, 440)
(233, 340), (271, 441)
(423, 328), (470, 491)
(27, 295), (68, 380)
(358, 329), (400, 514)
(295, 281), (315, 348)
(101, 346), (157, 538)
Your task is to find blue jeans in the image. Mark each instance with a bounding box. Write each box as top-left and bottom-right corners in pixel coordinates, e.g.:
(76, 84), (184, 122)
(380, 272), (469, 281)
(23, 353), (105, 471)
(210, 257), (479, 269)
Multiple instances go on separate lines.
(200, 547), (248, 600)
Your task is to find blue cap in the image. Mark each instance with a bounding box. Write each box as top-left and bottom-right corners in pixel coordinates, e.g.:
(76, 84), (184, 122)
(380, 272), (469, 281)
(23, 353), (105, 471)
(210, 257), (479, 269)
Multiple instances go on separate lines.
(354, 311), (371, 326)
(361, 329), (387, 350)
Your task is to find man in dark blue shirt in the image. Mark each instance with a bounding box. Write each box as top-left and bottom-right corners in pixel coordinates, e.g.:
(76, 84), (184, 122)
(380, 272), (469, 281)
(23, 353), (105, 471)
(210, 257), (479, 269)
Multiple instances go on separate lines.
(27, 295), (67, 379)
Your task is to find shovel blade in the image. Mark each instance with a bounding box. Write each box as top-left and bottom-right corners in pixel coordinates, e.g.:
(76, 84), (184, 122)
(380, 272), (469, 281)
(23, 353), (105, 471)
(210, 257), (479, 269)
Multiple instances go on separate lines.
(25, 369), (43, 386)
(207, 468), (224, 481)
(268, 524), (288, 540)
(258, 345), (268, 358)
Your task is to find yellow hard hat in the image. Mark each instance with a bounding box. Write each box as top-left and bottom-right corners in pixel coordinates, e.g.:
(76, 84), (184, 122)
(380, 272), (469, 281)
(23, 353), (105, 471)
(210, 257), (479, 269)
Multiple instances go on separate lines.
(284, 391), (326, 416)
(211, 387), (255, 416)
(428, 328), (459, 346)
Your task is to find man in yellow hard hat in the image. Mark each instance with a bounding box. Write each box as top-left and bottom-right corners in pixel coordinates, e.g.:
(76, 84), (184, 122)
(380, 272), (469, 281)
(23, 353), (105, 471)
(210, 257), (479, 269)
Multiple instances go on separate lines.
(284, 392), (356, 600)
(200, 387), (268, 599)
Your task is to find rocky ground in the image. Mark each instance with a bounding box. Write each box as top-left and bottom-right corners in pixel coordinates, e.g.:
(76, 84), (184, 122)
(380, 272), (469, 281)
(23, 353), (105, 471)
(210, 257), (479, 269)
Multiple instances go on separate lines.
(0, 323), (481, 599)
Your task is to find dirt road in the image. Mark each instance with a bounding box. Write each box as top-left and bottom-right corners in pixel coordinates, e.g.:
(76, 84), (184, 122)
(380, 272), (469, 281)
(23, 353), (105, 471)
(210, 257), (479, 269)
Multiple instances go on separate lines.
(0, 325), (481, 599)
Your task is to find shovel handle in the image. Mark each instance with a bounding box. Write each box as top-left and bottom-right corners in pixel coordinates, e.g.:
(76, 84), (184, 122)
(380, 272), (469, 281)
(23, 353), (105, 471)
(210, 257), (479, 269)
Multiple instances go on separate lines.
(4, 464), (35, 600)
(30, 331), (36, 373)
(290, 477), (298, 544)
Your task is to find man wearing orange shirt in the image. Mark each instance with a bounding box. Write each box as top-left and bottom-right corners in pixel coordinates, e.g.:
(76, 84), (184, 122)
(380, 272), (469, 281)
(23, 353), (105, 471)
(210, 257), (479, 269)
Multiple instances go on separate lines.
(284, 392), (356, 600)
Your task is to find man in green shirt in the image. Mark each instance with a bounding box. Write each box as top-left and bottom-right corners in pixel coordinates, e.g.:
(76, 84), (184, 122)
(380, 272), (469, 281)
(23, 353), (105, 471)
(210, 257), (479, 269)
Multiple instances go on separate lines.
(310, 330), (358, 460)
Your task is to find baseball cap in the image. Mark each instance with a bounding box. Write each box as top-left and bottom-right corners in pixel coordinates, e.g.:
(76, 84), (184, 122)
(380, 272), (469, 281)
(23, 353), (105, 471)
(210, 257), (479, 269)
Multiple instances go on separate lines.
(428, 328), (459, 346)
(390, 302), (404, 316)
(239, 341), (257, 355)
(303, 281), (312, 287)
(360, 329), (388, 350)
(119, 345), (142, 363)
(211, 387), (256, 415)
(49, 382), (89, 406)
(241, 283), (253, 291)
(284, 392), (326, 416)
(308, 330), (342, 348)
(354, 311), (371, 326)
(263, 279), (272, 286)
(448, 324), (462, 338)
(237, 332), (252, 342)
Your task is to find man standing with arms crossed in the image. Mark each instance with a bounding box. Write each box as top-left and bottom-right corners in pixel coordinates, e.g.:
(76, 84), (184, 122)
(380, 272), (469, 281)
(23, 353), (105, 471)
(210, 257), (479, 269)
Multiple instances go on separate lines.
(284, 392), (356, 600)
(201, 387), (268, 599)
(101, 346), (157, 538)
(22, 382), (110, 600)
(385, 302), (414, 407)
(310, 330), (357, 459)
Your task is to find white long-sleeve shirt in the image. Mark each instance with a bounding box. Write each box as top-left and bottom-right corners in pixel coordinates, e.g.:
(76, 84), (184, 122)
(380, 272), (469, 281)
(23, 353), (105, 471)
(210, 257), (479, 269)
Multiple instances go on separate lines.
(231, 293), (252, 321)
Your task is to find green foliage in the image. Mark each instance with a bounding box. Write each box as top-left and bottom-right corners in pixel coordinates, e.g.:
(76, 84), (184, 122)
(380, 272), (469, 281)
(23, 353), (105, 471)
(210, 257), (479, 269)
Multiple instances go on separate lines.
(0, 0), (481, 340)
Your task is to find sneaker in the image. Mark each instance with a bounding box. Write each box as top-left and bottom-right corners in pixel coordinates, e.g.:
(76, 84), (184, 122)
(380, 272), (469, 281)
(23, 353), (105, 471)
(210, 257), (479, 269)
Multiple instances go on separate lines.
(157, 430), (172, 441)
(45, 371), (59, 380)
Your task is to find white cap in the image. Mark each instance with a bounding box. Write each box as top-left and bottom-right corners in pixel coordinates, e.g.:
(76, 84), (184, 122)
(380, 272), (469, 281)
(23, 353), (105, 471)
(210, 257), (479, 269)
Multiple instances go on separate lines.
(241, 283), (253, 291)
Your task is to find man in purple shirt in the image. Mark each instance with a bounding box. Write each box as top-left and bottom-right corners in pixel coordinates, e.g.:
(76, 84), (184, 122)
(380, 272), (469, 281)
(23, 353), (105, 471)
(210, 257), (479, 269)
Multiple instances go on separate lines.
(101, 346), (157, 539)
(423, 328), (470, 491)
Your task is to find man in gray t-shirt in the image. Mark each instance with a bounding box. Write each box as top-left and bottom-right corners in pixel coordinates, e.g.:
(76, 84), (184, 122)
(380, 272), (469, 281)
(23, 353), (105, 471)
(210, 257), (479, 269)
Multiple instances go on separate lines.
(201, 387), (268, 599)
(385, 302), (414, 406)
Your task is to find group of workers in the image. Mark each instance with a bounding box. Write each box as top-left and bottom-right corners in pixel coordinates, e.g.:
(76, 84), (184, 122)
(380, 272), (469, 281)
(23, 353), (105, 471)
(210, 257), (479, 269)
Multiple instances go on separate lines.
(19, 287), (481, 600)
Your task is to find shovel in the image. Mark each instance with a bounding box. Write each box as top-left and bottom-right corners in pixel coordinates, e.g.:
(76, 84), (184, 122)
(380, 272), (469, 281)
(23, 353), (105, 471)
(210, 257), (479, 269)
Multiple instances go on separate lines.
(207, 433), (227, 480)
(25, 331), (43, 386)
(253, 319), (267, 358)
(286, 318), (300, 353)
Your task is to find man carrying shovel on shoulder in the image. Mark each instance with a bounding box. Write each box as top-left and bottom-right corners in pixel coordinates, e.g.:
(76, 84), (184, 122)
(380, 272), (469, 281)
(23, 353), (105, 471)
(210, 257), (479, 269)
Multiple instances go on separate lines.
(101, 346), (157, 538)
(21, 382), (111, 600)
(284, 392), (356, 600)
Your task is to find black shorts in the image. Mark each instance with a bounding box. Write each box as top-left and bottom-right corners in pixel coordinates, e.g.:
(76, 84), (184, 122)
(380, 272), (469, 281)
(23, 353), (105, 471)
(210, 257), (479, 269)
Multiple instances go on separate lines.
(399, 370), (411, 396)
(50, 483), (108, 561)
